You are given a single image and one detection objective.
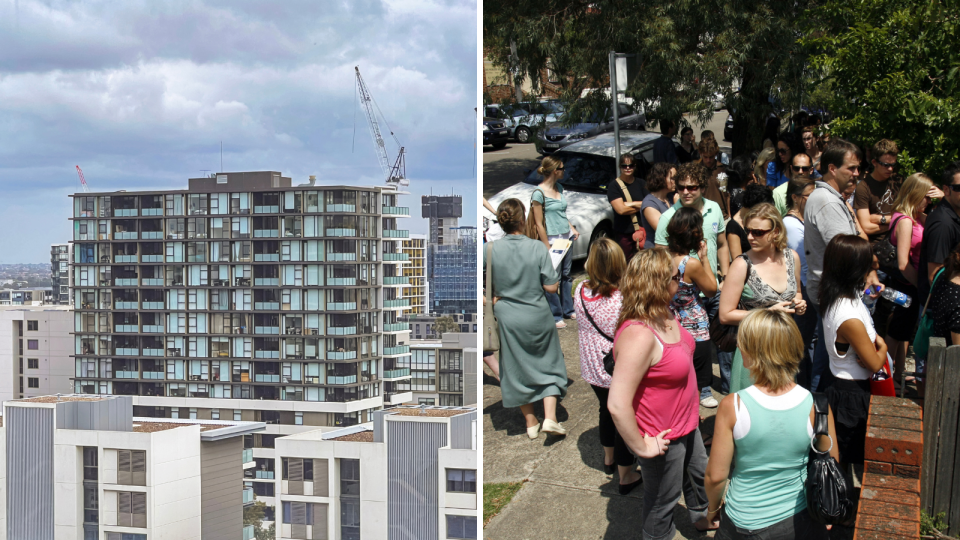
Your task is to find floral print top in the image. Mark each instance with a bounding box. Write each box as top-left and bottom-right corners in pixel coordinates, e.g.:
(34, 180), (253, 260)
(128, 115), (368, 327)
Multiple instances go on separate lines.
(671, 256), (711, 341)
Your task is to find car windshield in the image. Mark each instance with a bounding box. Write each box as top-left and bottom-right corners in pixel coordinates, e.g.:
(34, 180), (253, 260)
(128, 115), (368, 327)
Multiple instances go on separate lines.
(522, 152), (616, 192)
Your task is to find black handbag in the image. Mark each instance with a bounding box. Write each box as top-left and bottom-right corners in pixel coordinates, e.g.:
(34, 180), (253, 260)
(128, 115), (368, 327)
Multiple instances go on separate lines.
(708, 254), (752, 353)
(873, 214), (906, 272)
(579, 287), (616, 375)
(806, 393), (854, 525)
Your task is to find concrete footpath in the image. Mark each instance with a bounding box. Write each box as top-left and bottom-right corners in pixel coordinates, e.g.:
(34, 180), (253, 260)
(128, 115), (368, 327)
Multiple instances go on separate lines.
(482, 318), (857, 539)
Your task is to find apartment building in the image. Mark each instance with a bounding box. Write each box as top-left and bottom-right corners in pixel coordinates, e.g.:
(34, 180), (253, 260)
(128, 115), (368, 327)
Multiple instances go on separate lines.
(421, 196), (476, 316)
(0, 288), (51, 306)
(403, 333), (477, 407)
(400, 235), (426, 315)
(52, 243), (74, 305)
(0, 394), (266, 540)
(403, 314), (477, 340)
(0, 306), (74, 402)
(273, 405), (477, 540)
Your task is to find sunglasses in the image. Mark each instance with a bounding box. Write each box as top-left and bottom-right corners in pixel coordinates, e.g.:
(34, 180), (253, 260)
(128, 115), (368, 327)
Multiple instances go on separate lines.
(777, 148), (789, 155)
(621, 164), (635, 169)
(875, 161), (896, 169)
(746, 227), (773, 237)
(556, 167), (565, 171)
(677, 184), (700, 192)
(792, 165), (812, 172)
(948, 184), (960, 193)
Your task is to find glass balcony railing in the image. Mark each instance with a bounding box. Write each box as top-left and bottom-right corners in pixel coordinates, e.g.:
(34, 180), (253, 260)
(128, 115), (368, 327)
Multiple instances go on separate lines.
(383, 276), (409, 285)
(326, 228), (356, 237)
(327, 278), (356, 286)
(383, 299), (411, 308)
(254, 278), (279, 286)
(326, 204), (356, 212)
(253, 229), (279, 238)
(326, 375), (357, 385)
(114, 370), (138, 379)
(114, 209), (139, 217)
(327, 253), (357, 261)
(327, 326), (357, 335)
(115, 348), (140, 356)
(115, 278), (138, 286)
(254, 302), (280, 311)
(115, 255), (137, 263)
(383, 368), (411, 379)
(254, 254), (280, 261)
(326, 302), (357, 311)
(142, 325), (164, 333)
(142, 371), (164, 379)
(114, 232), (138, 240)
(142, 348), (164, 357)
(254, 205), (280, 214)
(142, 302), (164, 310)
(142, 231), (163, 239)
(327, 350), (357, 360)
(382, 229), (409, 238)
(142, 255), (163, 263)
(253, 326), (280, 335)
(254, 470), (274, 479)
(242, 449), (253, 463)
(382, 253), (409, 261)
(142, 278), (163, 286)
(383, 322), (410, 332)
(114, 325), (138, 333)
(381, 205), (410, 215)
(384, 345), (410, 355)
(243, 524), (255, 540)
(115, 302), (138, 310)
(254, 351), (280, 359)
(242, 488), (254, 505)
(254, 374), (280, 383)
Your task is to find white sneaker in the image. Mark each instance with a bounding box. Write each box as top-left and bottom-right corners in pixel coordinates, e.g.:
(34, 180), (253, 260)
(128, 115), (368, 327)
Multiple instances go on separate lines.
(700, 396), (719, 408)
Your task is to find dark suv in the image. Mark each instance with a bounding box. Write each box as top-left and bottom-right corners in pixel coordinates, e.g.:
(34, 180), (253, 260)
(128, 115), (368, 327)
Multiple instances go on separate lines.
(483, 117), (510, 149)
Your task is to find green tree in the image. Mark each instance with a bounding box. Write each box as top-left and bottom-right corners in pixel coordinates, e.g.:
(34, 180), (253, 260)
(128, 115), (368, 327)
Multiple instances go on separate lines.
(244, 500), (270, 539)
(434, 315), (460, 336)
(484, 0), (811, 155)
(801, 0), (960, 176)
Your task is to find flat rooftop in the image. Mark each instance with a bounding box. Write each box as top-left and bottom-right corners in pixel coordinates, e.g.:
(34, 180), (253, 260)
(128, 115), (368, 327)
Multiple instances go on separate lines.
(132, 421), (234, 433)
(328, 431), (375, 442)
(15, 395), (107, 403)
(390, 407), (473, 418)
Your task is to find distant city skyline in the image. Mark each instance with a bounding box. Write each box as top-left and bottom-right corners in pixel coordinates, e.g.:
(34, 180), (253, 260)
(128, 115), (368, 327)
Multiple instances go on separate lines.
(0, 0), (478, 262)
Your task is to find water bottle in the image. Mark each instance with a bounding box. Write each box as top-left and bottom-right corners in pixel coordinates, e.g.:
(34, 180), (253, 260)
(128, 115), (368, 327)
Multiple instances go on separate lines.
(862, 286), (879, 314)
(881, 287), (912, 308)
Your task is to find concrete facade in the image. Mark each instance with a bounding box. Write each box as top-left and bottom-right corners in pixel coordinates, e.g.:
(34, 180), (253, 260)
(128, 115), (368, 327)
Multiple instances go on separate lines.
(0, 306), (75, 403)
(404, 333), (477, 407)
(51, 243), (73, 305)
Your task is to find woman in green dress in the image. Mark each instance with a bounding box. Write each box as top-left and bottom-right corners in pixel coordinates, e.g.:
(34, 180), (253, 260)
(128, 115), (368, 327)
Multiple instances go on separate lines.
(719, 203), (806, 393)
(486, 198), (569, 439)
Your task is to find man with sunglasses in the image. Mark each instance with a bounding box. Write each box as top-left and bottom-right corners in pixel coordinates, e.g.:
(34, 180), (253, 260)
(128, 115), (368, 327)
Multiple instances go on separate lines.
(773, 152), (816, 216)
(655, 162), (731, 405)
(854, 139), (901, 244)
(607, 153), (650, 259)
(918, 161), (960, 306)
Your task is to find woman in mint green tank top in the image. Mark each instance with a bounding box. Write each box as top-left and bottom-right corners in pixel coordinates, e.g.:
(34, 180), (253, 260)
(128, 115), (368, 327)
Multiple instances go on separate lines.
(705, 310), (839, 539)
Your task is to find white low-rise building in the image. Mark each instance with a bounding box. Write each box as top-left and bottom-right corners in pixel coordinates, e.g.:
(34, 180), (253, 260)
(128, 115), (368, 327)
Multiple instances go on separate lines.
(273, 406), (477, 540)
(0, 394), (264, 540)
(0, 306), (74, 403)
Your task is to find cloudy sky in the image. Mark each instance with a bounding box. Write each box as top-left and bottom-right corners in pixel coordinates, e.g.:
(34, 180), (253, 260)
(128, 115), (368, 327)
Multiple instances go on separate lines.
(0, 0), (478, 263)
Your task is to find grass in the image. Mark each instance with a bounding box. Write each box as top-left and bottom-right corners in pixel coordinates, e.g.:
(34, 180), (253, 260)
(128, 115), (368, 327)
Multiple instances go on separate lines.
(920, 510), (959, 538)
(483, 481), (525, 527)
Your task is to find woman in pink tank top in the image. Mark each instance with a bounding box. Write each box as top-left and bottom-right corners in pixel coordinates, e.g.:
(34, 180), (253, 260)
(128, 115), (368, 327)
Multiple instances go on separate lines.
(609, 247), (717, 538)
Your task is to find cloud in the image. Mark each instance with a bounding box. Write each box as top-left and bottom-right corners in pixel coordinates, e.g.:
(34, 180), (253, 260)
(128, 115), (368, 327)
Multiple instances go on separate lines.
(0, 0), (478, 262)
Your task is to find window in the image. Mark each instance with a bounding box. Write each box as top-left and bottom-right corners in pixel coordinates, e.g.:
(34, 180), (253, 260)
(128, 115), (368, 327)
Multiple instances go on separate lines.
(418, 398), (435, 405)
(211, 409), (220, 420)
(282, 501), (327, 537)
(117, 449), (147, 485)
(27, 378), (39, 388)
(27, 339), (38, 350)
(340, 459), (360, 540)
(28, 358), (38, 369)
(234, 409), (242, 421)
(446, 515), (477, 539)
(295, 411), (303, 425)
(117, 491), (147, 528)
(106, 534), (148, 540)
(27, 320), (38, 331)
(446, 469), (476, 493)
(83, 447), (98, 481)
(189, 408), (197, 419)
(171, 407), (179, 419)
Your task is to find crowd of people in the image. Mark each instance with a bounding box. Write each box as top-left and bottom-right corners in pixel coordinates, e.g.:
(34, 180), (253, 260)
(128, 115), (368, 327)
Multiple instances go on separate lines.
(484, 119), (960, 538)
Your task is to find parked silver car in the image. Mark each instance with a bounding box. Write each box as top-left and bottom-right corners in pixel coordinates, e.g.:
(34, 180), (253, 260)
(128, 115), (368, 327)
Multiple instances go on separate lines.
(484, 101), (565, 144)
(484, 130), (662, 261)
(536, 102), (646, 155)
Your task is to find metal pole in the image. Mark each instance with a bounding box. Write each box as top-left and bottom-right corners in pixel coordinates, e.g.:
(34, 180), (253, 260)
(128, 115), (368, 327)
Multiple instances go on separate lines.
(609, 51), (621, 167)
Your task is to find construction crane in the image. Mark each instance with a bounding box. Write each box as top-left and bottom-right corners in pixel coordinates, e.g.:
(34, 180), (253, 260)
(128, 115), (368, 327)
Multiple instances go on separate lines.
(354, 66), (408, 186)
(76, 165), (90, 193)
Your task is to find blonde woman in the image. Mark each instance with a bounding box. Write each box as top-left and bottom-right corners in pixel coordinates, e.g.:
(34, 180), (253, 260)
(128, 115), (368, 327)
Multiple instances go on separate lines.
(530, 156), (580, 328)
(574, 238), (642, 492)
(753, 147), (777, 186)
(608, 247), (717, 537)
(886, 173), (943, 382)
(706, 309), (838, 539)
(719, 203), (806, 394)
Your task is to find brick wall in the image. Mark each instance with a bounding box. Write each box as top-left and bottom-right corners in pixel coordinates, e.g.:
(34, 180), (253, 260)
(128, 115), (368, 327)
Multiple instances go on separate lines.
(854, 395), (923, 539)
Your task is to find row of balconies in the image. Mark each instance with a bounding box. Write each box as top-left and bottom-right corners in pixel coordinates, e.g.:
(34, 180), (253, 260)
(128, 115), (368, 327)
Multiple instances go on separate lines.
(79, 201), (405, 219)
(80, 301), (382, 312)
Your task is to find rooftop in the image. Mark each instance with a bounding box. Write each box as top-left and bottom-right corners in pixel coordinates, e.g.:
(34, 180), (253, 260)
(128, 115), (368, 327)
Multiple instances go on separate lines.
(14, 395), (106, 403)
(328, 431), (375, 442)
(390, 407), (472, 418)
(132, 421), (234, 433)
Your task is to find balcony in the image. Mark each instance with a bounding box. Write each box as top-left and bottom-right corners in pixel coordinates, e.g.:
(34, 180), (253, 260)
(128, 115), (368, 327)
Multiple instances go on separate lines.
(115, 255), (137, 263)
(242, 449), (253, 464)
(243, 524), (255, 540)
(383, 276), (409, 285)
(142, 325), (164, 333)
(254, 254), (280, 261)
(142, 371), (164, 379)
(114, 209), (139, 217)
(254, 351), (280, 359)
(326, 204), (356, 212)
(115, 301), (138, 310)
(114, 370), (139, 379)
(242, 488), (254, 505)
(383, 345), (410, 356)
(382, 229), (409, 238)
(326, 350), (357, 360)
(382, 253), (409, 262)
(142, 302), (164, 310)
(115, 278), (138, 286)
(253, 229), (279, 238)
(253, 326), (280, 335)
(142, 279), (163, 286)
(326, 302), (357, 311)
(383, 299), (411, 309)
(114, 232), (138, 240)
(142, 208), (163, 216)
(327, 375), (357, 385)
(142, 255), (163, 263)
(254, 302), (280, 311)
(326, 253), (357, 261)
(142, 231), (163, 239)
(327, 326), (357, 336)
(327, 278), (356, 286)
(254, 374), (280, 383)
(382, 368), (411, 379)
(114, 325), (138, 333)
(381, 205), (410, 216)
(385, 391), (413, 405)
(326, 228), (356, 237)
(115, 348), (140, 356)
(254, 205), (279, 214)
(254, 278), (279, 286)
(254, 470), (274, 479)
(383, 323), (410, 332)
(143, 348), (164, 356)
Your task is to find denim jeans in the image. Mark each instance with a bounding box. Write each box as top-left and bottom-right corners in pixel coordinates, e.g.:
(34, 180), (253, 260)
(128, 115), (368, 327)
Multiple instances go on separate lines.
(794, 285), (819, 390)
(809, 302), (830, 392)
(546, 245), (574, 321)
(715, 507), (829, 540)
(701, 294), (732, 394)
(637, 428), (709, 540)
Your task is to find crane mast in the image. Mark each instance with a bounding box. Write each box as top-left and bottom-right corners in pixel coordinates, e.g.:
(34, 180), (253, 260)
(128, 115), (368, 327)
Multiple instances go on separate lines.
(354, 66), (407, 186)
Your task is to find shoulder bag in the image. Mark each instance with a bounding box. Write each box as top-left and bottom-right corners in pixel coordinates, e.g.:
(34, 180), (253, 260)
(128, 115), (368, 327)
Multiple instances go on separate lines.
(806, 393), (854, 525)
(873, 214), (907, 272)
(615, 178), (646, 249)
(912, 267), (946, 365)
(525, 188), (547, 241)
(708, 254), (752, 353)
(482, 243), (500, 352)
(579, 287), (615, 375)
